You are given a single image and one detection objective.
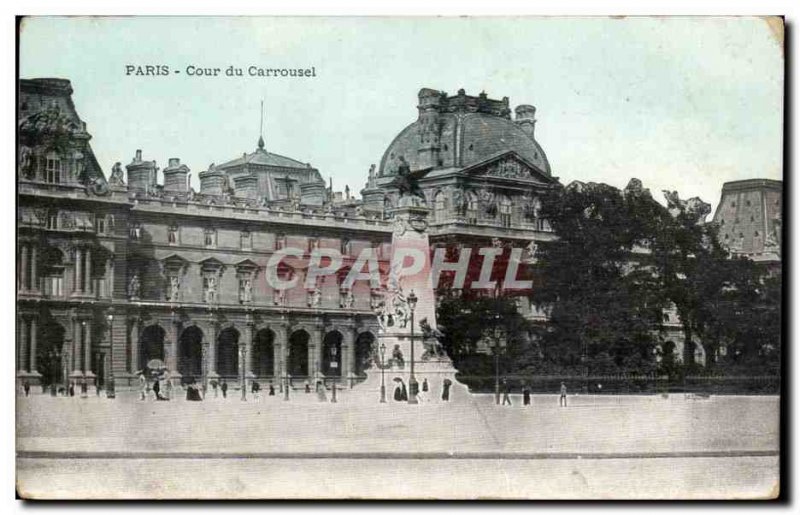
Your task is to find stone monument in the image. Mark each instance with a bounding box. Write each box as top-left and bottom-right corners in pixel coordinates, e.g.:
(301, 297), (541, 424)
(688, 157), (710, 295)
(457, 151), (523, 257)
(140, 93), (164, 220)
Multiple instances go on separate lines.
(352, 182), (468, 402)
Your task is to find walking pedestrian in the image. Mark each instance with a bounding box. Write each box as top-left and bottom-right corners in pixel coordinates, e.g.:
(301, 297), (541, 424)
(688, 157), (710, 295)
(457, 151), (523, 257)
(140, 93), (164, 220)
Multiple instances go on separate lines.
(138, 372), (147, 401)
(22, 380), (30, 397)
(502, 379), (512, 406)
(69, 382), (75, 397)
(153, 377), (162, 400)
(559, 381), (568, 407)
(80, 379), (88, 398)
(211, 380), (218, 398)
(305, 380), (311, 394)
(522, 384), (531, 406)
(95, 377), (101, 397)
(221, 379), (228, 398)
(268, 381), (275, 396)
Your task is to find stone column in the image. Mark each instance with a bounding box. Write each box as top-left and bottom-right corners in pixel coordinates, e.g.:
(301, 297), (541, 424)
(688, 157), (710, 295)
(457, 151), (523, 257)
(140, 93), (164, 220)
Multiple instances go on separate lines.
(316, 326), (325, 379)
(244, 321), (254, 379)
(273, 325), (286, 378)
(30, 244), (38, 292)
(29, 317), (38, 374)
(84, 247), (92, 295)
(106, 257), (114, 299)
(17, 315), (28, 373)
(168, 318), (181, 380)
(342, 327), (355, 379)
(74, 248), (83, 293)
(129, 317), (140, 373)
(71, 319), (83, 376)
(20, 245), (28, 291)
(207, 320), (219, 379)
(84, 320), (94, 378)
(307, 329), (318, 379)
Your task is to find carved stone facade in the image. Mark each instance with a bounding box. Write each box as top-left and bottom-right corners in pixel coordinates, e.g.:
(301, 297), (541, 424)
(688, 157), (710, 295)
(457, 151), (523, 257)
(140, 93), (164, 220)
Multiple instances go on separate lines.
(17, 78), (382, 389)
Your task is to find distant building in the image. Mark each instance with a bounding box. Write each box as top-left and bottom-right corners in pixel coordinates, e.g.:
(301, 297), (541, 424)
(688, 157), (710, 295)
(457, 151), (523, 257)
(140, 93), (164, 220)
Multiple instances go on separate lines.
(712, 179), (782, 269)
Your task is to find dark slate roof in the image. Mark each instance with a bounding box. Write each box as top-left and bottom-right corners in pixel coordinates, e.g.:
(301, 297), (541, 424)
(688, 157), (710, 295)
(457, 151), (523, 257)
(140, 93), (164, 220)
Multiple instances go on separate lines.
(217, 139), (311, 170)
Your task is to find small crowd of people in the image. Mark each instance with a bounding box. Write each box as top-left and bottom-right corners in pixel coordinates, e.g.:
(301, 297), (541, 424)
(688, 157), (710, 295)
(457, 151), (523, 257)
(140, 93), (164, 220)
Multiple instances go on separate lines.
(21, 378), (111, 398)
(21, 376), (572, 406)
(497, 379), (570, 407)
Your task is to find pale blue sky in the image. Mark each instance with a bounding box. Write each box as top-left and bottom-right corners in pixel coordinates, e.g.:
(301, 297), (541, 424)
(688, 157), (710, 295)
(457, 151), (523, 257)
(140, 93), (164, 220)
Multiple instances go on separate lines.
(20, 16), (783, 212)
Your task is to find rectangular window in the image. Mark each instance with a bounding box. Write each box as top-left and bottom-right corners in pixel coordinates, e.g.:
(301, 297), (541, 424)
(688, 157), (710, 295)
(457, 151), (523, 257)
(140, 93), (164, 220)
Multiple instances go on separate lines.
(46, 157), (61, 184)
(168, 226), (179, 245)
(96, 217), (105, 234)
(46, 213), (58, 230)
(241, 231), (252, 250)
(49, 276), (63, 297)
(204, 229), (216, 248)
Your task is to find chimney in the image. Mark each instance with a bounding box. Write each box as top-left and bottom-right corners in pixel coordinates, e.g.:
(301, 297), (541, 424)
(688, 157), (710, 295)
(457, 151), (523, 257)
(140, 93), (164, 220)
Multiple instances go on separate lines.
(515, 105), (537, 138)
(163, 157), (190, 193)
(125, 150), (157, 192)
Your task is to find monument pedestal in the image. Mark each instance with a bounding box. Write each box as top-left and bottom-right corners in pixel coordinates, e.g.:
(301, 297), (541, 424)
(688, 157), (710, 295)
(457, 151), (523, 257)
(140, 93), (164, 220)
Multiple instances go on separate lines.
(351, 198), (470, 402)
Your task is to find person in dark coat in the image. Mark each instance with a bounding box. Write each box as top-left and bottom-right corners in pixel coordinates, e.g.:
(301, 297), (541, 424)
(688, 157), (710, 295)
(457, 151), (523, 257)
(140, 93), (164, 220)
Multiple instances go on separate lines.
(221, 379), (228, 398)
(393, 379), (408, 402)
(522, 384), (531, 406)
(441, 378), (452, 401)
(152, 378), (161, 400)
(80, 380), (88, 398)
(95, 377), (101, 397)
(22, 380), (30, 397)
(69, 382), (75, 397)
(502, 380), (512, 406)
(422, 378), (429, 393)
(268, 381), (275, 396)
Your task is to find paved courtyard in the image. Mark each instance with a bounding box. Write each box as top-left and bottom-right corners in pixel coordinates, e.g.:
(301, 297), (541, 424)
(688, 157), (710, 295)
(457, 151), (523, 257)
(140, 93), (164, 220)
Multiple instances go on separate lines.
(16, 390), (780, 499)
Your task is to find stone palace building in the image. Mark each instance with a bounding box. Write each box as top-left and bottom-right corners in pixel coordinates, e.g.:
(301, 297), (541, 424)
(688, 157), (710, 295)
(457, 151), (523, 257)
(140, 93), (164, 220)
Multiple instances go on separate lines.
(17, 80), (561, 389)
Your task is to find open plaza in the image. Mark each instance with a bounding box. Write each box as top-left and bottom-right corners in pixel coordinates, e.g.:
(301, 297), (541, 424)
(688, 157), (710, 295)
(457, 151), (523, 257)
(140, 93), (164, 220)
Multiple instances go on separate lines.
(16, 390), (779, 499)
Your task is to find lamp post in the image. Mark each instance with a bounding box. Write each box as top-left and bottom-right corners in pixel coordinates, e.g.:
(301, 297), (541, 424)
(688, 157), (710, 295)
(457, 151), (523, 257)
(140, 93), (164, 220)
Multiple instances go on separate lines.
(105, 309), (115, 398)
(240, 346), (247, 401)
(379, 342), (386, 403)
(492, 313), (504, 405)
(407, 289), (419, 405)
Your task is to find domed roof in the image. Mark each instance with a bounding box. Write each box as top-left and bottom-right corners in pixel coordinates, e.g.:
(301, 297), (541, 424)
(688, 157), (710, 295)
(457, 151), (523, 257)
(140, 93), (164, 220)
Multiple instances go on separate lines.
(378, 89), (551, 177)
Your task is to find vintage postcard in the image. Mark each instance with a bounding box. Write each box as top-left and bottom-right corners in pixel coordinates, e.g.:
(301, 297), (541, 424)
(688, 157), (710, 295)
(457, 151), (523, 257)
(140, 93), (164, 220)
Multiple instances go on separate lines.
(15, 16), (783, 500)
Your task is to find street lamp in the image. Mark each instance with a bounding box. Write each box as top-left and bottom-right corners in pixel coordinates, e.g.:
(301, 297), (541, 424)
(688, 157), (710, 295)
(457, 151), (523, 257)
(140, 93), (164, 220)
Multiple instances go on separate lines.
(379, 342), (386, 403)
(106, 309), (115, 398)
(492, 313), (504, 405)
(407, 289), (418, 405)
(240, 346), (247, 401)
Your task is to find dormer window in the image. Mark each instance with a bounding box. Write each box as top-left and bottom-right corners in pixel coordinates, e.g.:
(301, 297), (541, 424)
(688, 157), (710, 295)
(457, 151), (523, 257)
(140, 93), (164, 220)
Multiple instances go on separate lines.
(45, 152), (62, 184)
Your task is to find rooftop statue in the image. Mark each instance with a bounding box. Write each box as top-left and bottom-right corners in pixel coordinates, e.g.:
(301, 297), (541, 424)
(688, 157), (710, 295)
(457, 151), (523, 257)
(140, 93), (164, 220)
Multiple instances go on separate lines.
(390, 156), (426, 204)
